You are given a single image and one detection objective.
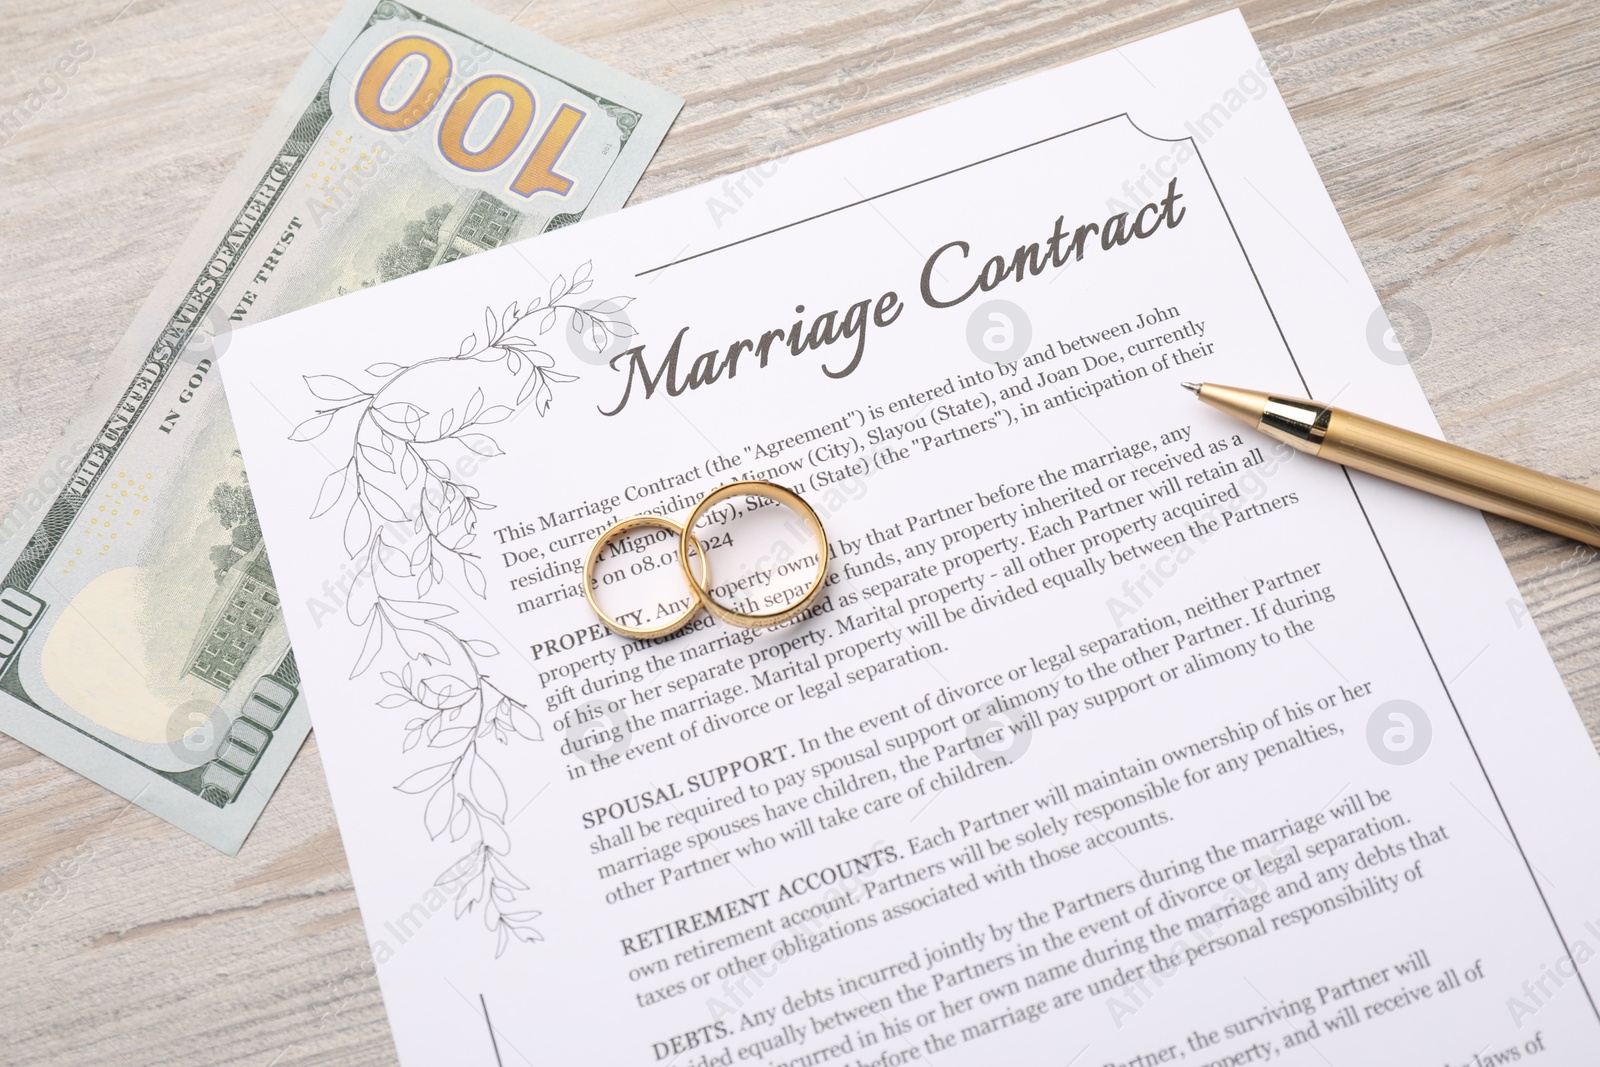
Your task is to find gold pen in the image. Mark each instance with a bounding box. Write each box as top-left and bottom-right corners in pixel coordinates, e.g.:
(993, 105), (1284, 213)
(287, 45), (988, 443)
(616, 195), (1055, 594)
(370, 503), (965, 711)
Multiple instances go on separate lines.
(1184, 382), (1600, 548)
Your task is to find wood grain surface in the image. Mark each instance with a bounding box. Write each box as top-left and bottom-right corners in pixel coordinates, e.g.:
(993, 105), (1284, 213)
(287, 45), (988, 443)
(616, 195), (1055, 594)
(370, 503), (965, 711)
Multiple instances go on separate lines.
(1, 0), (1597, 1063)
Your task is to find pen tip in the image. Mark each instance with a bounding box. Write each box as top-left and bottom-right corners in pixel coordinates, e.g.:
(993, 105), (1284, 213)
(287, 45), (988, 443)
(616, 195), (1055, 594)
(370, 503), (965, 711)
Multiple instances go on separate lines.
(1181, 381), (1202, 395)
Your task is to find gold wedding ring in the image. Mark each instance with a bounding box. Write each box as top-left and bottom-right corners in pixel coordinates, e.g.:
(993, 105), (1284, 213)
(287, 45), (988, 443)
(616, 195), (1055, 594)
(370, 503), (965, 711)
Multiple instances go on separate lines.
(582, 480), (830, 639)
(679, 480), (829, 629)
(582, 514), (708, 640)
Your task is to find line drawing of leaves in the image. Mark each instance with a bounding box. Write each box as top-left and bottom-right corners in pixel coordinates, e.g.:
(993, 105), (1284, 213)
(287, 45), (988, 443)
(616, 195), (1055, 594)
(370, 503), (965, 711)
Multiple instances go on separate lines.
(457, 433), (503, 457)
(351, 614), (383, 679)
(375, 537), (412, 579)
(359, 442), (395, 473)
(364, 482), (409, 522)
(290, 410), (336, 441)
(424, 780), (456, 838)
(343, 497), (372, 557)
(397, 762), (454, 795)
(390, 619), (447, 664)
(293, 261), (631, 954)
(582, 295), (633, 315)
(463, 558), (487, 599)
(469, 751), (508, 820)
(306, 374), (368, 402)
(311, 461), (354, 518)
(431, 725), (475, 748)
(387, 600), (457, 621)
(399, 446), (419, 487)
(345, 564), (379, 625)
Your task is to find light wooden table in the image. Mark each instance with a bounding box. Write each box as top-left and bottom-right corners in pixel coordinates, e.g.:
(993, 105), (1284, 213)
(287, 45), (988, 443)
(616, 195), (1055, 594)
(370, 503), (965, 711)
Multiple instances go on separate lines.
(1, 0), (1597, 1062)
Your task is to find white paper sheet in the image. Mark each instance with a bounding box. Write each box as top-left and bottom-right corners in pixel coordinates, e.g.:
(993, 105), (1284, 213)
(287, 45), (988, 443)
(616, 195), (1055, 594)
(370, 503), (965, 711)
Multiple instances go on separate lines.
(221, 12), (1600, 1065)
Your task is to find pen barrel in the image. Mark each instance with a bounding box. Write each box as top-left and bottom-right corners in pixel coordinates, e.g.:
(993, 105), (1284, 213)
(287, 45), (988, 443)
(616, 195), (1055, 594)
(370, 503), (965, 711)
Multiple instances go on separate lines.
(1321, 411), (1600, 547)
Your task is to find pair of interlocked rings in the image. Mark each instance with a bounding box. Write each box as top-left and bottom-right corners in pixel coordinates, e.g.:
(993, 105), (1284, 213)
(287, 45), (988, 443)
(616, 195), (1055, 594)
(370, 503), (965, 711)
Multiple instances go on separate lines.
(582, 480), (828, 640)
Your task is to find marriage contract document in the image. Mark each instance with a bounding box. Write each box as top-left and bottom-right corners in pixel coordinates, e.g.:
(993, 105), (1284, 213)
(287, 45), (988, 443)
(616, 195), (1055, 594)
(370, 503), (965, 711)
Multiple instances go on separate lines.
(222, 12), (1600, 1066)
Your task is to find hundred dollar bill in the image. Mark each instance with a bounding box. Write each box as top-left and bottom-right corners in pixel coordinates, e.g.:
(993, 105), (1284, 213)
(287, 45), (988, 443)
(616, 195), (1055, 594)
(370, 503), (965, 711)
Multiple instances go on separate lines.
(0, 0), (680, 852)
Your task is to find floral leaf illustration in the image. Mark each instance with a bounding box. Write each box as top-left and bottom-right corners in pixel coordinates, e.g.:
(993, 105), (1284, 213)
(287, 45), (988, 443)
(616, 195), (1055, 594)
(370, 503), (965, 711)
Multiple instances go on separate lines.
(582, 295), (632, 315)
(375, 538), (412, 578)
(294, 263), (632, 954)
(358, 442), (395, 473)
(424, 781), (456, 838)
(469, 749), (508, 820)
(289, 410), (336, 442)
(463, 558), (487, 599)
(388, 600), (457, 621)
(350, 614), (383, 679)
(392, 620), (448, 663)
(509, 702), (541, 741)
(396, 762), (454, 794)
(398, 446), (419, 487)
(364, 482), (409, 522)
(455, 876), (486, 917)
(343, 498), (372, 557)
(489, 855), (528, 892)
(306, 374), (367, 402)
(374, 402), (425, 434)
(449, 803), (474, 842)
(432, 726), (475, 748)
(480, 816), (511, 856)
(311, 461), (355, 518)
(457, 433), (503, 457)
(408, 539), (432, 571)
(346, 565), (379, 625)
(437, 848), (482, 890)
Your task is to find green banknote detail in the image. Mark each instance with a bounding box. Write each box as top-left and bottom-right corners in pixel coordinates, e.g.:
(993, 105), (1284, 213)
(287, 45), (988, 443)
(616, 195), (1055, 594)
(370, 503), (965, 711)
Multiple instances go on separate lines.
(0, 0), (680, 852)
